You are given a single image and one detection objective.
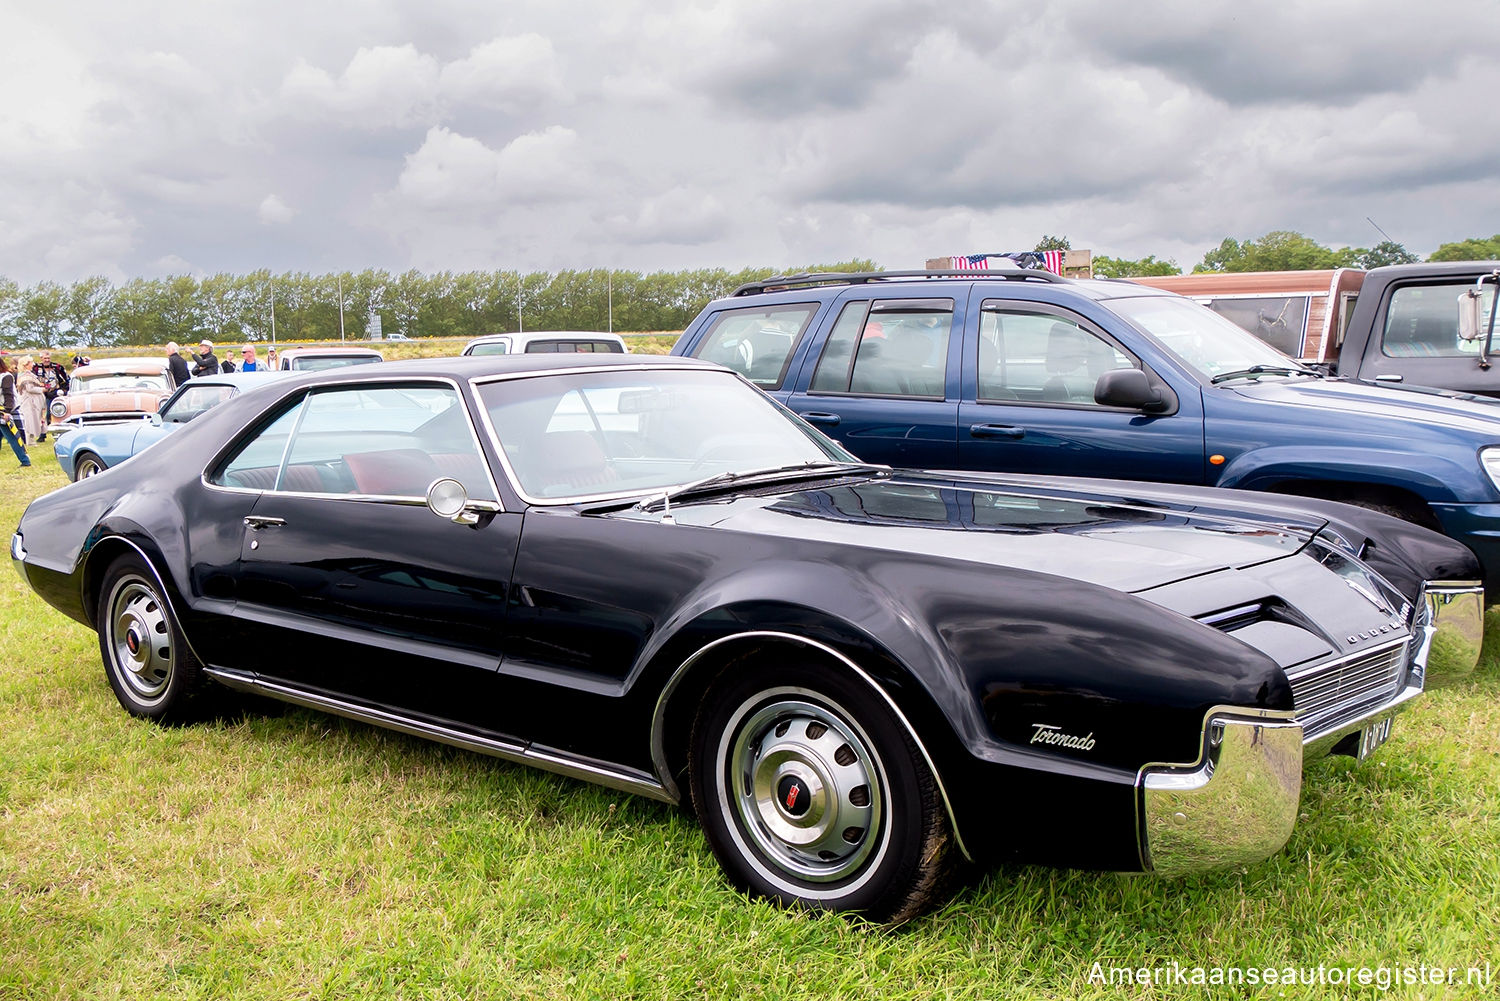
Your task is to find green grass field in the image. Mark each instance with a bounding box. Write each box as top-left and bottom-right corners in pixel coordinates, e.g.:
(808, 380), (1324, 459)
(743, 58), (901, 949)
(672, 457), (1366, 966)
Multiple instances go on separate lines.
(2, 451), (1497, 999)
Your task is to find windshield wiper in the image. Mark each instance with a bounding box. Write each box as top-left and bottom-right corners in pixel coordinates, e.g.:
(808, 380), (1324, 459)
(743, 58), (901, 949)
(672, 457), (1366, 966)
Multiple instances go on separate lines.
(635, 461), (889, 515)
(1210, 364), (1317, 385)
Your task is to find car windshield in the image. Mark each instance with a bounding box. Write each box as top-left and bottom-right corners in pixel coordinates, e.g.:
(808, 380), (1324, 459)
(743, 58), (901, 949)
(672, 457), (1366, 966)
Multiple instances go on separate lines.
(1109, 294), (1311, 382)
(477, 368), (852, 500)
(73, 372), (169, 392)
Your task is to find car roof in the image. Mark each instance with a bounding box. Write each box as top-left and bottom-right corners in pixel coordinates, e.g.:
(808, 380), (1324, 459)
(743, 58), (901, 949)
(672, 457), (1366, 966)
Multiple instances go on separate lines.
(715, 269), (1172, 307)
(277, 351), (720, 388)
(278, 347), (384, 356)
(177, 371), (288, 389)
(73, 358), (170, 374)
(465, 330), (626, 346)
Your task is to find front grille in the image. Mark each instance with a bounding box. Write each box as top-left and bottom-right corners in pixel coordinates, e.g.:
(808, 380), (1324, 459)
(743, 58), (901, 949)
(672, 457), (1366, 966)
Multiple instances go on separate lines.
(1286, 639), (1408, 739)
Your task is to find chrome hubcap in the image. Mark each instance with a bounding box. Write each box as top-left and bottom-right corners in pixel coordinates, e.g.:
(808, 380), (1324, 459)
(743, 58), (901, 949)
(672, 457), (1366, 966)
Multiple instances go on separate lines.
(109, 578), (173, 701)
(79, 459), (100, 478)
(728, 697), (882, 883)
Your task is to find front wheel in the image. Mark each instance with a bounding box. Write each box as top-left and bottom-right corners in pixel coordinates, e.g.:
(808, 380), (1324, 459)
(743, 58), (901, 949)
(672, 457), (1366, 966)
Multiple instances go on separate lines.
(689, 664), (957, 923)
(97, 554), (211, 723)
(74, 452), (106, 481)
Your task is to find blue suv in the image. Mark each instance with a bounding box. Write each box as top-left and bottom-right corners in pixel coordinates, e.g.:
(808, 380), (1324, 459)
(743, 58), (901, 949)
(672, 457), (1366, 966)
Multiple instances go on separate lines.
(671, 269), (1500, 599)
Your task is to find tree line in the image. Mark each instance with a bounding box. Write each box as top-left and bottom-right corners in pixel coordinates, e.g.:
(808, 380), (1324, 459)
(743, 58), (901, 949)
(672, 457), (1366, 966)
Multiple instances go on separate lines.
(4, 233), (1498, 348)
(0, 261), (877, 349)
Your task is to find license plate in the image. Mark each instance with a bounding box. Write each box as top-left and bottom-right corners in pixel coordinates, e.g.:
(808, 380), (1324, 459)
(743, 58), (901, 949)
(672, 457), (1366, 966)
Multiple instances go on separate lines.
(1357, 717), (1394, 759)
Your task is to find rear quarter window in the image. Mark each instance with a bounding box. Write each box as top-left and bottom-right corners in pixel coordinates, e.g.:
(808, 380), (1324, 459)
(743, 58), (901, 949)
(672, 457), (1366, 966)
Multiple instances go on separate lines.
(687, 303), (819, 390)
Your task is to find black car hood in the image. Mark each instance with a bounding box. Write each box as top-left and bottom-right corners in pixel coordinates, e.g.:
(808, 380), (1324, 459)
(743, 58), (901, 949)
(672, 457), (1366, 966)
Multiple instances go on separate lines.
(624, 473), (1324, 595)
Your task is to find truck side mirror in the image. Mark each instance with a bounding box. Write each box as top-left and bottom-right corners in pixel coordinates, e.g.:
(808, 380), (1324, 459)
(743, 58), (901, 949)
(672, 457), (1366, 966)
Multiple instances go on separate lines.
(1458, 289), (1485, 341)
(1095, 368), (1166, 412)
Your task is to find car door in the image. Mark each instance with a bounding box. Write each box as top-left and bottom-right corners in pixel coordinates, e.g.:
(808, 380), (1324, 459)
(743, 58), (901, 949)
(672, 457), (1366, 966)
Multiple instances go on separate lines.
(209, 380), (527, 735)
(956, 297), (1205, 483)
(782, 294), (963, 468)
(1359, 277), (1500, 396)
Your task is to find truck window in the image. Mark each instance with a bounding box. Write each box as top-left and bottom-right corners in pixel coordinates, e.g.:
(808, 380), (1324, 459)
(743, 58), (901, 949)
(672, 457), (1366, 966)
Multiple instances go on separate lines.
(689, 304), (818, 389)
(1201, 296), (1309, 357)
(978, 308), (1134, 404)
(1381, 283), (1491, 357)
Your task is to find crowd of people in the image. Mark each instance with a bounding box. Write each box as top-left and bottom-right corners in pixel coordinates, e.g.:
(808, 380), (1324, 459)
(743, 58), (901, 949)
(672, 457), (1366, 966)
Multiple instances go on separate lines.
(0, 341), (280, 468)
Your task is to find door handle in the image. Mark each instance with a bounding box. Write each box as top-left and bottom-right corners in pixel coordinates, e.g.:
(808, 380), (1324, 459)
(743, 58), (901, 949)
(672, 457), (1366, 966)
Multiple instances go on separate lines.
(1374, 374), (1403, 383)
(799, 412), (841, 427)
(969, 423), (1025, 440)
(243, 516), (286, 530)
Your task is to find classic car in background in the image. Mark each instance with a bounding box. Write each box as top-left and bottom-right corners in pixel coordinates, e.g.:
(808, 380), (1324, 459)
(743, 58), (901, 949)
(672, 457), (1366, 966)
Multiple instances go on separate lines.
(54, 371), (284, 480)
(10, 355), (1482, 921)
(276, 347), (384, 371)
(47, 357), (172, 432)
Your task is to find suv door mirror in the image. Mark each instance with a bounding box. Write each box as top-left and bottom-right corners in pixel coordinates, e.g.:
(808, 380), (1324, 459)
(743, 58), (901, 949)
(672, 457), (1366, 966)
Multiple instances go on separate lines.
(1458, 288), (1485, 341)
(1094, 368), (1166, 411)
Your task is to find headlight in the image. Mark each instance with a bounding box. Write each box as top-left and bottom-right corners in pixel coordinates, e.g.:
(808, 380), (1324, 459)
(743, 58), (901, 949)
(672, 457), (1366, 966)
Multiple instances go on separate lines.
(49, 399), (67, 418)
(1482, 446), (1500, 494)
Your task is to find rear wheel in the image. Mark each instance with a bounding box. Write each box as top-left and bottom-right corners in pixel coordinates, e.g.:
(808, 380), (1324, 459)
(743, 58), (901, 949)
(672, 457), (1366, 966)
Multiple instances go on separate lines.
(97, 554), (211, 723)
(74, 452), (106, 481)
(689, 662), (956, 923)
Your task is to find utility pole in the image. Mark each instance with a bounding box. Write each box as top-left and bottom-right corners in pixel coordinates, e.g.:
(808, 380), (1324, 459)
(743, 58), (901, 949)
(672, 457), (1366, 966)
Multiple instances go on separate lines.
(518, 283), (524, 334)
(337, 274), (346, 343)
(607, 270), (613, 333)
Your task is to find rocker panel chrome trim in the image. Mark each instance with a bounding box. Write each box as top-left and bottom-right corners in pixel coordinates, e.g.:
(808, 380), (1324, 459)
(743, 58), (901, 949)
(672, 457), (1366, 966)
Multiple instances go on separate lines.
(203, 667), (676, 804)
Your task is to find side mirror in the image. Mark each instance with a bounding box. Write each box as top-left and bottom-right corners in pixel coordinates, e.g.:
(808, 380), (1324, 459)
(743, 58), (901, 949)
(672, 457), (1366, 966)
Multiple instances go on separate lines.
(1458, 288), (1485, 341)
(147, 413), (163, 427)
(425, 477), (501, 526)
(1095, 368), (1167, 412)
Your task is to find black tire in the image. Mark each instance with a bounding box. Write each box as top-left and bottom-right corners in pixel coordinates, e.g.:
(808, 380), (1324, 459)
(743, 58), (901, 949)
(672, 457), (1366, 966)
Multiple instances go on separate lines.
(73, 452), (106, 481)
(688, 662), (957, 923)
(96, 554), (212, 723)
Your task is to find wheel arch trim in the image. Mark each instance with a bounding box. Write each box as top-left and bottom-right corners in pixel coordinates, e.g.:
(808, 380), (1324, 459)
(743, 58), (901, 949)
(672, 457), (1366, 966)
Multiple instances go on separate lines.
(649, 629), (973, 862)
(80, 535), (208, 670)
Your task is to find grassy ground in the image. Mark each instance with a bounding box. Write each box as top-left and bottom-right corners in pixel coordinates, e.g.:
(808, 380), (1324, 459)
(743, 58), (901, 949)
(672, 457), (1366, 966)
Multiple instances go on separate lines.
(2, 454), (1497, 999)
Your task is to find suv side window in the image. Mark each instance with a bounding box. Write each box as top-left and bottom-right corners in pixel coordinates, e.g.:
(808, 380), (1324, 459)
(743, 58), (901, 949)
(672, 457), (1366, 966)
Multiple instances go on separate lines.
(812, 299), (953, 399)
(1381, 283), (1489, 357)
(688, 303), (818, 389)
(163, 384), (235, 424)
(978, 306), (1135, 404)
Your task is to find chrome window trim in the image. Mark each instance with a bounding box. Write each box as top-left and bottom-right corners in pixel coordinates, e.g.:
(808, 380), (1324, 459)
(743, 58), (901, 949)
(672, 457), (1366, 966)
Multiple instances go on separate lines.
(648, 629), (972, 862)
(468, 364), (802, 508)
(202, 667), (675, 804)
(199, 375), (505, 511)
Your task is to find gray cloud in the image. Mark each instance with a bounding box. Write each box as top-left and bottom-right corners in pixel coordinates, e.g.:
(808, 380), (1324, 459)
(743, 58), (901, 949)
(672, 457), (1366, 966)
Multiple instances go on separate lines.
(2, 0), (1499, 287)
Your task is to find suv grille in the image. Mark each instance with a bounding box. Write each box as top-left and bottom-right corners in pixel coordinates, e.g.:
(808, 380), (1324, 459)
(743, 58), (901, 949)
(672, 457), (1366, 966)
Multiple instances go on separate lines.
(1286, 638), (1408, 739)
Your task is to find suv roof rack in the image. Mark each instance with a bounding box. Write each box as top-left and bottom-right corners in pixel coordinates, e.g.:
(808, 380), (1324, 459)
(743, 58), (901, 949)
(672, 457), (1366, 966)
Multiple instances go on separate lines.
(729, 268), (1069, 297)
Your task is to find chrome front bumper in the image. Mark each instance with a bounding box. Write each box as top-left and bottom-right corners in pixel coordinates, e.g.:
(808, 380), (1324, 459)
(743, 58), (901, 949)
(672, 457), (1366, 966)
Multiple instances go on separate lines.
(1422, 580), (1485, 680)
(1138, 709), (1303, 876)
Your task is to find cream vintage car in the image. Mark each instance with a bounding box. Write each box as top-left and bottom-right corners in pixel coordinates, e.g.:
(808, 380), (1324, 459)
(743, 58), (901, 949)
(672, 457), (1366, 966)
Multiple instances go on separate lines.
(48, 357), (173, 432)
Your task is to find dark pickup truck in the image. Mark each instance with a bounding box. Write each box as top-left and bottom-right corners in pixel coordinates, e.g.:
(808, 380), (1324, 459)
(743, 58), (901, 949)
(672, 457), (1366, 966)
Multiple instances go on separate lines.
(670, 269), (1500, 601)
(1327, 261), (1500, 396)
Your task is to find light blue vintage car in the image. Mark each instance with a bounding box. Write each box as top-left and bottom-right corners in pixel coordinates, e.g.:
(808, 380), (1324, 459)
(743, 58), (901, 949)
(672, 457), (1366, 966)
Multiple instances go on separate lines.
(53, 371), (285, 480)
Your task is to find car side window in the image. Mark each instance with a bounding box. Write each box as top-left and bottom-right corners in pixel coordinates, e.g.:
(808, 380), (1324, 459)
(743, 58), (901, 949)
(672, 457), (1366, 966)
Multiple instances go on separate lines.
(978, 307), (1135, 405)
(688, 303), (818, 389)
(1381, 283), (1488, 357)
(211, 385), (494, 500)
(163, 385), (234, 424)
(814, 299), (952, 399)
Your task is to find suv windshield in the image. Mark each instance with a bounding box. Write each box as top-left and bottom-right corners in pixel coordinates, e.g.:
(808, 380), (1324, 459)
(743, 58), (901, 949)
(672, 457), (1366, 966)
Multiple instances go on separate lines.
(1110, 294), (1309, 382)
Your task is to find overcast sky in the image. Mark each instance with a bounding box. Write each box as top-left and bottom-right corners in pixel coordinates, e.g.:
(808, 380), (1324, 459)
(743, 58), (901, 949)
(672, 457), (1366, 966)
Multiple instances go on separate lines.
(3, 0), (1498, 285)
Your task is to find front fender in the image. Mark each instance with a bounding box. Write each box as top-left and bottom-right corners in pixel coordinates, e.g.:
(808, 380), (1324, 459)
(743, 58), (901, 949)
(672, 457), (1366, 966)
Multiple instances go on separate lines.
(1216, 445), (1476, 501)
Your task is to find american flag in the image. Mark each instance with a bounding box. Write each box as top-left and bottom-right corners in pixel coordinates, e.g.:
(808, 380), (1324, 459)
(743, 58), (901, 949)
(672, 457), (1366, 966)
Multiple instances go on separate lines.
(950, 251), (1066, 275)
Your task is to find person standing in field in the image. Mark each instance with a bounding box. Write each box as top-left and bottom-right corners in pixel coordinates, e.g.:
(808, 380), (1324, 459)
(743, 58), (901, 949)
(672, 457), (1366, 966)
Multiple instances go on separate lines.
(165, 342), (191, 388)
(0, 359), (32, 467)
(15, 356), (47, 446)
(191, 340), (220, 377)
(239, 345), (260, 371)
(33, 350), (69, 440)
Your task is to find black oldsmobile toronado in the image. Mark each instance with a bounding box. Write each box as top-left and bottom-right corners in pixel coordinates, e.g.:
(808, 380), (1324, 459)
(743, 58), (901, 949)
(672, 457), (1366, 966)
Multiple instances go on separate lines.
(11, 354), (1485, 921)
